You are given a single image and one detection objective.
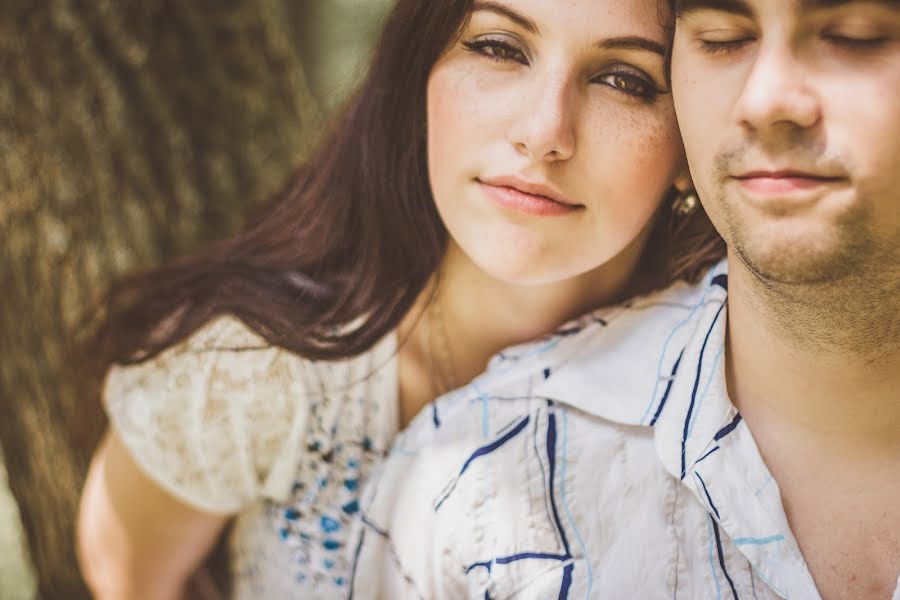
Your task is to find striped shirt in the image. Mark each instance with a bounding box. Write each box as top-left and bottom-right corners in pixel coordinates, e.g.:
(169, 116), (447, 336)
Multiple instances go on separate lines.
(352, 261), (900, 599)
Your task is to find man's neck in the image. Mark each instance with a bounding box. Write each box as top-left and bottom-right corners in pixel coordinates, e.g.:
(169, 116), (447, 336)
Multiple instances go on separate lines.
(724, 250), (900, 599)
(725, 249), (900, 461)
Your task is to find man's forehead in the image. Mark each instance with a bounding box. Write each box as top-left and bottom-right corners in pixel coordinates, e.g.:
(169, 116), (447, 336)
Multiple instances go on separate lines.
(675, 0), (900, 18)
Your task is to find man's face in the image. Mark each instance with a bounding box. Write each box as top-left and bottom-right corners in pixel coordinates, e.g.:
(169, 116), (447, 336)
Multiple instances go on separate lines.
(671, 0), (900, 284)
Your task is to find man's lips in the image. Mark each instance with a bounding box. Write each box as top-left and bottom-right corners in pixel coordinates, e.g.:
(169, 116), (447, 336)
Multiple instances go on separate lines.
(732, 171), (846, 195)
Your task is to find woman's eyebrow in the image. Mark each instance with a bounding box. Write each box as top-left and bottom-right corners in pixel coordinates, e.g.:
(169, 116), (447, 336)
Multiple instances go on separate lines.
(469, 3), (666, 57)
(471, 1), (539, 34)
(597, 36), (666, 56)
(676, 0), (754, 18)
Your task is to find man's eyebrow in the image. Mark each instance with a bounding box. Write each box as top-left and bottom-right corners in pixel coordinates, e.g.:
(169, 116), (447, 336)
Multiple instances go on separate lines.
(676, 0), (900, 17)
(597, 36), (667, 56)
(471, 1), (539, 35)
(799, 0), (900, 8)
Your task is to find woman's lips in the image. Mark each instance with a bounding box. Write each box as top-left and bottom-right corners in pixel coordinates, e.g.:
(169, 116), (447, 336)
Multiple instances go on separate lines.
(477, 179), (583, 217)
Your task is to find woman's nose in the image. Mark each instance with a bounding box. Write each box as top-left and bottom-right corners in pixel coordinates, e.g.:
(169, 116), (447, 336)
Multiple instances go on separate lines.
(508, 73), (578, 162)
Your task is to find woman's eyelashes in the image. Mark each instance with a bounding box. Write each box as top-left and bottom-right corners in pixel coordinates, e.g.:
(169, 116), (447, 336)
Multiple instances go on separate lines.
(462, 37), (662, 100)
(462, 37), (529, 64)
(593, 68), (662, 100)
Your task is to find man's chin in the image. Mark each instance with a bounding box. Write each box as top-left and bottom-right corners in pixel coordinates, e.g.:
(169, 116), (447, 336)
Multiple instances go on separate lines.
(716, 205), (873, 284)
(731, 233), (866, 286)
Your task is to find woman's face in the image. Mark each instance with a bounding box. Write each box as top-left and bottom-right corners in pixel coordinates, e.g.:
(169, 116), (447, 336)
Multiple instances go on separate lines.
(427, 0), (685, 285)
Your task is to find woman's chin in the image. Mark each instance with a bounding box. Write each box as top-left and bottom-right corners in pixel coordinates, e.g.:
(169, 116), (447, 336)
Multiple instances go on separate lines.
(463, 249), (587, 288)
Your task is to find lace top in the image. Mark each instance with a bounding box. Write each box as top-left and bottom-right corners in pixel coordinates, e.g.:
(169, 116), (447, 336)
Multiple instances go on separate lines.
(104, 316), (399, 598)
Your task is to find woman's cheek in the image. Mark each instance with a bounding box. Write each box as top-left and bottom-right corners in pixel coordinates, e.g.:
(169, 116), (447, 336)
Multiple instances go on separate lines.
(584, 109), (682, 203)
(427, 64), (490, 182)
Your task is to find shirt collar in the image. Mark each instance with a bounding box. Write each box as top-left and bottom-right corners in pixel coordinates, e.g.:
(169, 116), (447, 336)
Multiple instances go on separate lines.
(530, 260), (730, 427)
(649, 311), (821, 598)
(531, 259), (821, 599)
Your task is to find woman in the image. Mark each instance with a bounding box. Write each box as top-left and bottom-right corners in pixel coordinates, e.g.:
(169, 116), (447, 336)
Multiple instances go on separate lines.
(76, 0), (722, 597)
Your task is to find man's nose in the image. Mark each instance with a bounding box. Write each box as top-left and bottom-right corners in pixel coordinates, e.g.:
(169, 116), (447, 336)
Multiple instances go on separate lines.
(734, 42), (822, 134)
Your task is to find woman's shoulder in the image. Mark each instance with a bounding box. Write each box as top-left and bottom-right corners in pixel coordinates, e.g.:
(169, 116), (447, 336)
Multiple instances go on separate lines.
(105, 315), (396, 400)
(102, 315), (397, 514)
(104, 316), (271, 394)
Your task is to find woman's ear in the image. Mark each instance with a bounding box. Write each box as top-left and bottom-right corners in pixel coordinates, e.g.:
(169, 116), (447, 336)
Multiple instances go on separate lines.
(672, 169), (694, 196)
(671, 169), (699, 217)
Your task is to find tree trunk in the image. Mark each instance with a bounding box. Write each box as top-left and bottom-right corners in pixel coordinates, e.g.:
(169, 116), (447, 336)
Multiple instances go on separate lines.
(0, 1), (318, 597)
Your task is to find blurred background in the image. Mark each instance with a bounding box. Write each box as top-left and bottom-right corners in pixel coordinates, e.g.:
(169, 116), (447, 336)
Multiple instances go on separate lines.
(0, 1), (391, 598)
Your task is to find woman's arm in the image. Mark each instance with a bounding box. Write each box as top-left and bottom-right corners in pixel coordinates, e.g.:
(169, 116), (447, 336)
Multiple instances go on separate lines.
(77, 431), (230, 600)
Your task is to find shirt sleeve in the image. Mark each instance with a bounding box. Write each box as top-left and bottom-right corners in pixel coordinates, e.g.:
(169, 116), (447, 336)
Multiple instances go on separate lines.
(103, 316), (312, 514)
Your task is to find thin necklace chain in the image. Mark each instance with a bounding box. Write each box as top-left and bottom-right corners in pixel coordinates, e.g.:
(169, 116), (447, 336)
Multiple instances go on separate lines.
(426, 278), (460, 399)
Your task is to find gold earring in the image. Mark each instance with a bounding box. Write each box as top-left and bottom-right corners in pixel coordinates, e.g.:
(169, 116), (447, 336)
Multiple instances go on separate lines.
(672, 190), (699, 217)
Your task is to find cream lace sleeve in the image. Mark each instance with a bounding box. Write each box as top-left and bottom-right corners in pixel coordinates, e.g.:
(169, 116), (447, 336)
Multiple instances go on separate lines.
(103, 316), (312, 514)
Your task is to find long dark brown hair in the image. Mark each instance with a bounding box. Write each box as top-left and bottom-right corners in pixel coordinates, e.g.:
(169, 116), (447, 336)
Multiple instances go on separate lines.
(86, 0), (724, 379)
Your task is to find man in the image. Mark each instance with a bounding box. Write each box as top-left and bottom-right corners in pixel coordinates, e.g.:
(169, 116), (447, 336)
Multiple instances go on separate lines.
(670, 0), (900, 597)
(353, 1), (899, 598)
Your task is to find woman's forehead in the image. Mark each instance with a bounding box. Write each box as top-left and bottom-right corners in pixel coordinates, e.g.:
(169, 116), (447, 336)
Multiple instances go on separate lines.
(466, 0), (671, 41)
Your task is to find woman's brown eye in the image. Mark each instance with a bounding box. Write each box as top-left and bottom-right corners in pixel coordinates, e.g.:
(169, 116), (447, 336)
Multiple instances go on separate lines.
(595, 71), (656, 99)
(486, 45), (514, 59)
(615, 75), (644, 94)
(462, 39), (528, 65)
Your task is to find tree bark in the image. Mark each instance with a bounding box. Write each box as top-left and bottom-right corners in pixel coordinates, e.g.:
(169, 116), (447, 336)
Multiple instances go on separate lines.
(0, 1), (318, 597)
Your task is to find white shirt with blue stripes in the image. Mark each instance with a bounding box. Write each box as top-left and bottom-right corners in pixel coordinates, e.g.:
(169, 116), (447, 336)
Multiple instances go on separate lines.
(350, 261), (900, 600)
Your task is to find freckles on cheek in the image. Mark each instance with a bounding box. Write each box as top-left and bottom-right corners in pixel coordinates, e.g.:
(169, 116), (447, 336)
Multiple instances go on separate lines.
(580, 110), (683, 246)
(428, 69), (481, 158)
(428, 77), (465, 171)
(590, 112), (682, 190)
